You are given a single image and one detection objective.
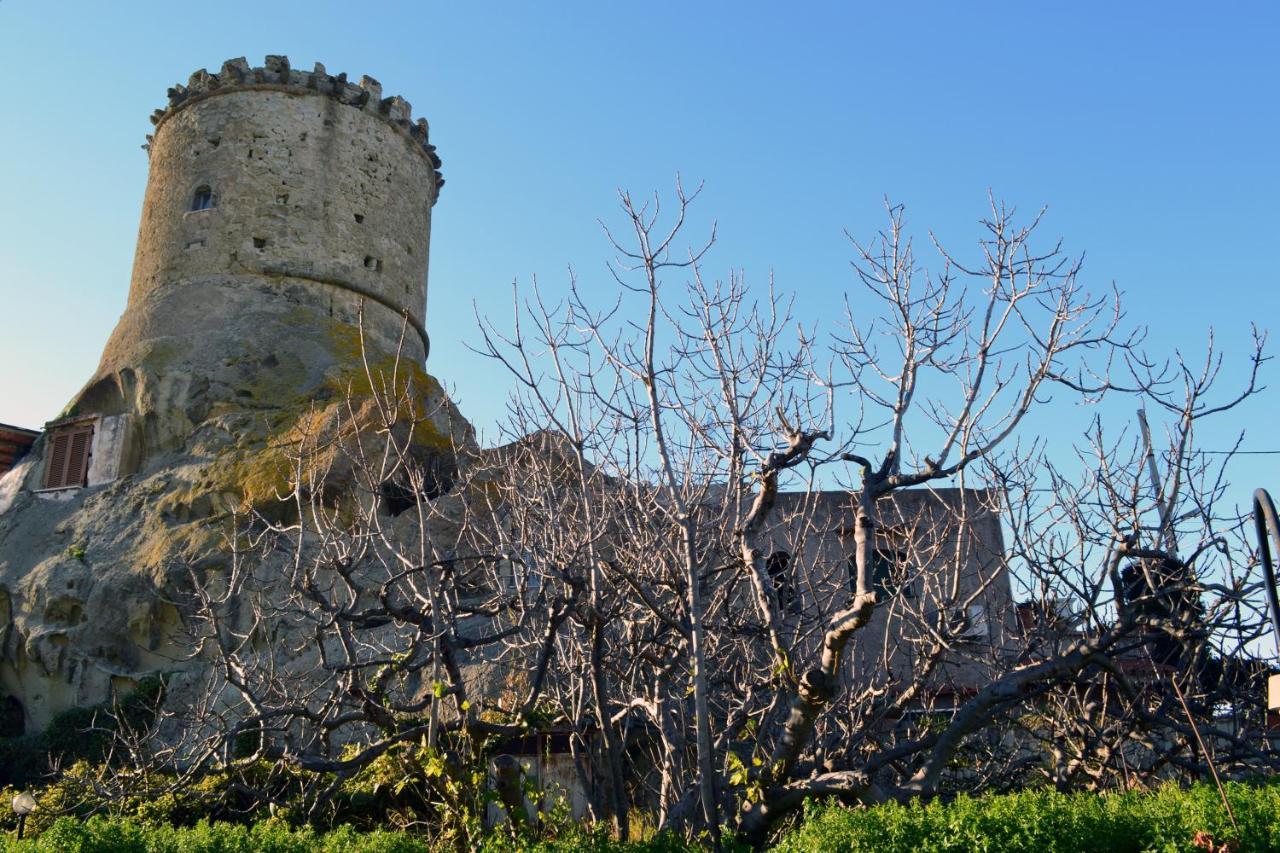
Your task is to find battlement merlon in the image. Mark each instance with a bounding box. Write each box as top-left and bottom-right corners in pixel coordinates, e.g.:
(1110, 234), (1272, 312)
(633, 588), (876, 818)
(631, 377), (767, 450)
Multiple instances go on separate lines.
(144, 55), (444, 197)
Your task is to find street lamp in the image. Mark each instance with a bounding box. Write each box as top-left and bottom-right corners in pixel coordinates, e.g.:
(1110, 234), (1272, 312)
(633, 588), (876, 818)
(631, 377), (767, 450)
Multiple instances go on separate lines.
(1253, 489), (1280, 720)
(11, 791), (36, 840)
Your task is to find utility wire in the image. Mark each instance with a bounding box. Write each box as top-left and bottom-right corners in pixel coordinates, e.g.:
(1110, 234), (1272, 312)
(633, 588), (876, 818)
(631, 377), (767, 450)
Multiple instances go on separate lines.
(1200, 450), (1280, 455)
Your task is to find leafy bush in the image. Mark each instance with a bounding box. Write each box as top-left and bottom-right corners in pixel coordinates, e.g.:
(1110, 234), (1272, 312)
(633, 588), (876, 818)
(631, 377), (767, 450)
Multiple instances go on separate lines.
(0, 676), (166, 789)
(772, 780), (1280, 853)
(0, 817), (434, 852)
(0, 776), (1276, 851)
(0, 816), (697, 852)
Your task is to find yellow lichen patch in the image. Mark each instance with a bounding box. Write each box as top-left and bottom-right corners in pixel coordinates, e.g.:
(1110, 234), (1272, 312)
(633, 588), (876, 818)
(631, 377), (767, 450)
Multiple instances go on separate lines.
(166, 437), (294, 517)
(141, 313), (467, 541)
(186, 396), (438, 521)
(320, 318), (458, 453)
(131, 512), (224, 577)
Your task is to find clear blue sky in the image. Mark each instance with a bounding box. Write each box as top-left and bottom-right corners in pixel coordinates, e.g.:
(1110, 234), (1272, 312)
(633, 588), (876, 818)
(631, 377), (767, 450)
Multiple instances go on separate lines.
(1, 2), (1278, 507)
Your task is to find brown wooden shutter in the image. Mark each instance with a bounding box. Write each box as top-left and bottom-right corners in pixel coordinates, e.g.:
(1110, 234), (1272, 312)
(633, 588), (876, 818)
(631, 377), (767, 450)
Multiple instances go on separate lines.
(43, 423), (94, 488)
(43, 432), (70, 488)
(66, 426), (92, 487)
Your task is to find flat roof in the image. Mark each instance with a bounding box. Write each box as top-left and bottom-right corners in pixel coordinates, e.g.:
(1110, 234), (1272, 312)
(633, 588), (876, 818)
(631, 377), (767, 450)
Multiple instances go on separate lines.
(0, 422), (40, 438)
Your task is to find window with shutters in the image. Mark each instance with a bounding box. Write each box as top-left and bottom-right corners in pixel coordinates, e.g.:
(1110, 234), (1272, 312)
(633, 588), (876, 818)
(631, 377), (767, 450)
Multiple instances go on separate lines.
(42, 423), (93, 489)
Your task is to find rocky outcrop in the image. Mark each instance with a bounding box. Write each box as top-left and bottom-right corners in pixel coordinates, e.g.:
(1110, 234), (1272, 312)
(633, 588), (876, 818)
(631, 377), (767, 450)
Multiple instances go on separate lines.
(0, 334), (473, 730)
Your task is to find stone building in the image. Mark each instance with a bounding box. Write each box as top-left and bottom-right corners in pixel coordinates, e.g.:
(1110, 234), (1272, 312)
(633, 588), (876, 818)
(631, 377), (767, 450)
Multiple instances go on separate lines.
(0, 57), (468, 731)
(763, 488), (1017, 708)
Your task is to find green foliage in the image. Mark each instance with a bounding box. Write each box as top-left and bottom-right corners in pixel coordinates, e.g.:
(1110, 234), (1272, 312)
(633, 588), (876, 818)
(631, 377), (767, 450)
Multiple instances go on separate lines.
(0, 817), (434, 852)
(772, 781), (1280, 853)
(329, 736), (495, 841)
(2, 757), (1276, 851)
(0, 816), (698, 852)
(0, 676), (166, 788)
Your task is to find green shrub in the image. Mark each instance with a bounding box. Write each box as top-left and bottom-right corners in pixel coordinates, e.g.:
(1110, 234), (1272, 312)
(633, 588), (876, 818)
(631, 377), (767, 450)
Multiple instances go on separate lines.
(772, 780), (1280, 853)
(0, 816), (696, 852)
(0, 676), (166, 789)
(0, 773), (1276, 851)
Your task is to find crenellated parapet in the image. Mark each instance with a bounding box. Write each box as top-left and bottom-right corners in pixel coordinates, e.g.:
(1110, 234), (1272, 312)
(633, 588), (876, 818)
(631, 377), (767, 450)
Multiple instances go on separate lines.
(145, 55), (443, 191)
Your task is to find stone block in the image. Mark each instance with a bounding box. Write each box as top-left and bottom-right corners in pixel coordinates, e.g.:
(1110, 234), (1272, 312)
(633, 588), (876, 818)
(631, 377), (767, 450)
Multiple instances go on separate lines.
(220, 57), (250, 82)
(359, 75), (382, 101)
(264, 54), (290, 82)
(187, 69), (214, 94)
(309, 63), (332, 93)
(382, 95), (411, 122)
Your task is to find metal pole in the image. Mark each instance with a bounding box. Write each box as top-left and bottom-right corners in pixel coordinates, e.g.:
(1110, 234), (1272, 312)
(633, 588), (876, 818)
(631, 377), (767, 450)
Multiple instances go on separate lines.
(1252, 489), (1280, 653)
(1137, 408), (1178, 554)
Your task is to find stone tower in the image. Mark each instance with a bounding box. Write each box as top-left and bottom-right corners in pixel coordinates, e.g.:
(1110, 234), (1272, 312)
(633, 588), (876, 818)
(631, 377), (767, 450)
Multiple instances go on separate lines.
(113, 56), (440, 368)
(85, 55), (444, 453)
(0, 58), (470, 730)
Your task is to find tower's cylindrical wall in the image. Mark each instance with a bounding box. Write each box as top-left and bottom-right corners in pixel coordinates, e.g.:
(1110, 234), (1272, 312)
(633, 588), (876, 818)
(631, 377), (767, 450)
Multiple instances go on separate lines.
(82, 58), (444, 454)
(125, 71), (439, 363)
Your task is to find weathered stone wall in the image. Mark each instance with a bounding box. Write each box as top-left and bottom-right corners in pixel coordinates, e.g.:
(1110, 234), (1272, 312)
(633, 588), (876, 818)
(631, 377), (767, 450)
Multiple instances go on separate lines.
(108, 56), (441, 379)
(83, 414), (142, 486)
(77, 56), (448, 461)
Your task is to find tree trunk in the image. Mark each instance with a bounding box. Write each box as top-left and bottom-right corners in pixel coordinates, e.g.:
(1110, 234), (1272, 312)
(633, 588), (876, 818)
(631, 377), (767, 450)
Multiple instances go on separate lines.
(684, 517), (721, 846)
(589, 566), (629, 837)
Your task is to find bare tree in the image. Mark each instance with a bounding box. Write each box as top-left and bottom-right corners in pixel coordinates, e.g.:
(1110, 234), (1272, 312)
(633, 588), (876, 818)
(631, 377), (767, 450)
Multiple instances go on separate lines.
(96, 190), (1273, 848)
(80, 317), (592, 834)
(474, 188), (1274, 843)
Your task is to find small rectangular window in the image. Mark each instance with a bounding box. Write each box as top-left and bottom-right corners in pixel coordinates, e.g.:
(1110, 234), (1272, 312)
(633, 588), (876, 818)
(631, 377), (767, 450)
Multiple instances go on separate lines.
(766, 550), (796, 612)
(43, 423), (93, 489)
(190, 186), (214, 211)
